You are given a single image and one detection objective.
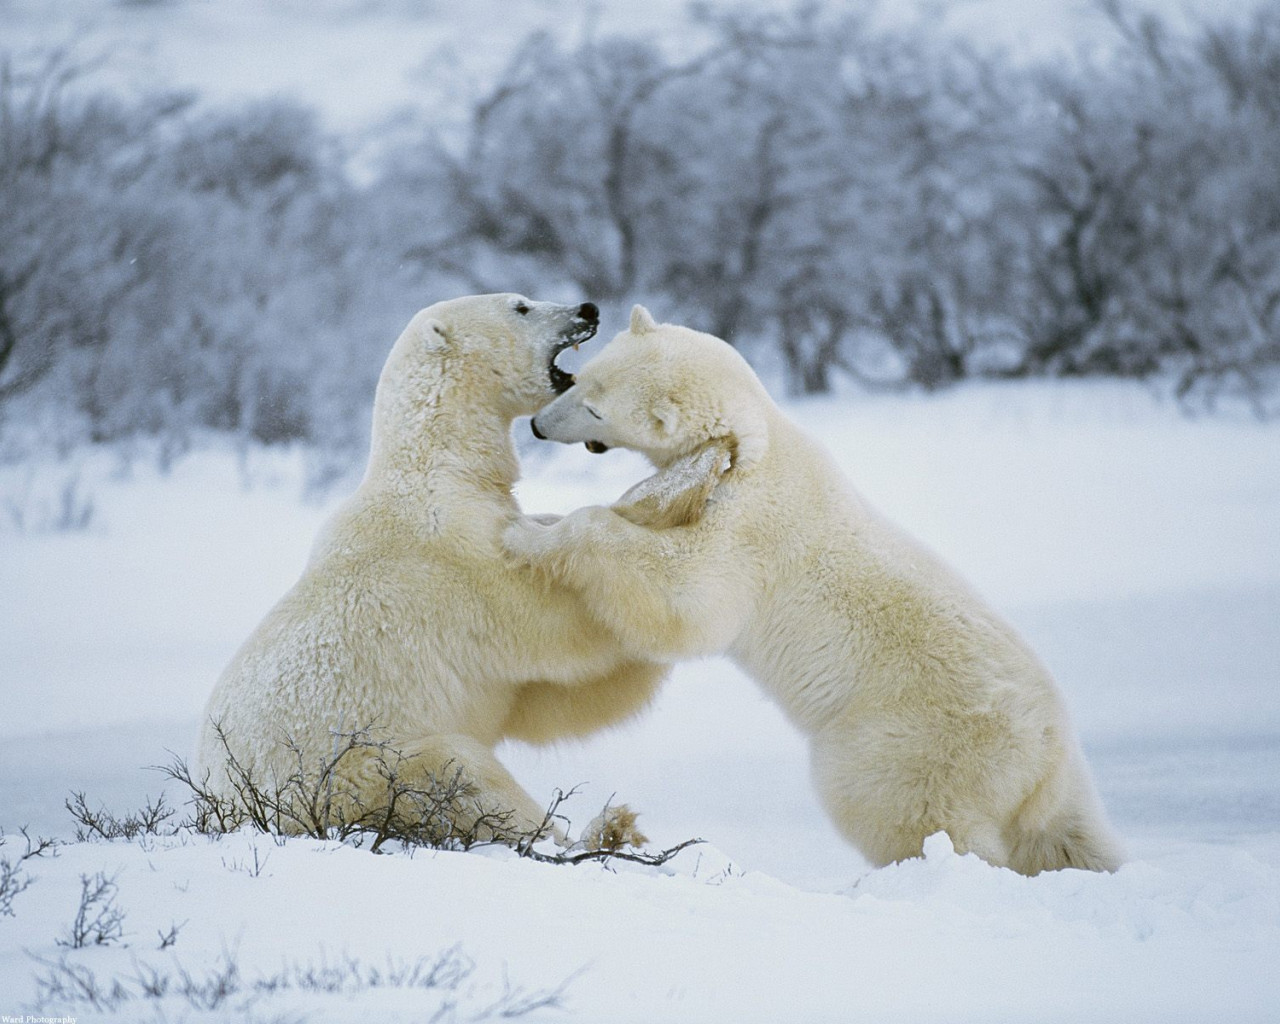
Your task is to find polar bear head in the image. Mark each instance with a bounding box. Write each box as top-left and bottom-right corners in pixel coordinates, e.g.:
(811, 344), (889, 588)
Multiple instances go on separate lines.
(530, 305), (770, 469)
(377, 293), (599, 427)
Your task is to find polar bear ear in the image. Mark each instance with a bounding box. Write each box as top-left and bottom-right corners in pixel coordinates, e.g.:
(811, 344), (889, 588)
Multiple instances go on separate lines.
(652, 399), (679, 436)
(419, 318), (449, 351)
(629, 304), (659, 335)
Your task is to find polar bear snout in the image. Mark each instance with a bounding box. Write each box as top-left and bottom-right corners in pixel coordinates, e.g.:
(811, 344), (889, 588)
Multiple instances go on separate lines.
(529, 412), (609, 452)
(556, 302), (599, 346)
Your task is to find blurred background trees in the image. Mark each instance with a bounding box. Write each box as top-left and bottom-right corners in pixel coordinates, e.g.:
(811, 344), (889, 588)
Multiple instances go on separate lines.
(2, 0), (1277, 469)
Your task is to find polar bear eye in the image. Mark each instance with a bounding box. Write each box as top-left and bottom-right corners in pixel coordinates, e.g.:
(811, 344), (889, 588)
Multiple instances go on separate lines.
(584, 404), (603, 420)
(514, 301), (531, 316)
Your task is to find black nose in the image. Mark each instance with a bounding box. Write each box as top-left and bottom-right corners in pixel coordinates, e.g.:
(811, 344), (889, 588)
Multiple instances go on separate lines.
(530, 417), (547, 440)
(577, 302), (599, 322)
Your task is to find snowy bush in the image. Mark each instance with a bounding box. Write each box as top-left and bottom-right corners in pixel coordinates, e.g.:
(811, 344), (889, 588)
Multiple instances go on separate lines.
(0, 827), (56, 918)
(0, 49), (421, 465)
(65, 791), (178, 842)
(30, 943), (577, 1019)
(58, 870), (126, 949)
(1011, 1), (1280, 415)
(152, 722), (699, 866)
(2, 0), (1278, 466)
(416, 1), (1280, 401)
(0, 857), (31, 917)
(1, 460), (95, 532)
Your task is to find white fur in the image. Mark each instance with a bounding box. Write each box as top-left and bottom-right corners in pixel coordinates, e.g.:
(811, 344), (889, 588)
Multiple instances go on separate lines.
(508, 307), (1125, 873)
(196, 295), (665, 838)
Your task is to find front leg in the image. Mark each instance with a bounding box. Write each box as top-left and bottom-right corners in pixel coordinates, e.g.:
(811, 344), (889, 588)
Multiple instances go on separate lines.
(505, 506), (748, 660)
(612, 438), (734, 529)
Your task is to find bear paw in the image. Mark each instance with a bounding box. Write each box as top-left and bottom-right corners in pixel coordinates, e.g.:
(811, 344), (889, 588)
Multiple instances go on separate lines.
(578, 803), (649, 853)
(502, 515), (561, 565)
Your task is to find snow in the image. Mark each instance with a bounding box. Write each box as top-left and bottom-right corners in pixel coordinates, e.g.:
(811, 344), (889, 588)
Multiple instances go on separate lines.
(2, 2), (1279, 1018)
(4, 829), (1278, 1023)
(2, 380), (1279, 1021)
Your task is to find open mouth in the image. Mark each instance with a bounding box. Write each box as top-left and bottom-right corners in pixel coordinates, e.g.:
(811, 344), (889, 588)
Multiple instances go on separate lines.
(549, 308), (599, 394)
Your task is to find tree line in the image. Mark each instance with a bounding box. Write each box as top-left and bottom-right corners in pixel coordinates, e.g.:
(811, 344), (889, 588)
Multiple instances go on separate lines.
(2, 1), (1277, 464)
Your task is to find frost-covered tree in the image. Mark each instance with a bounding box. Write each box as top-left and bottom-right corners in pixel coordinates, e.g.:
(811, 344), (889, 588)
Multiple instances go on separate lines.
(1016, 1), (1280, 410)
(3, 0), (1279, 461)
(0, 58), (420, 460)
(420, 5), (1041, 394)
(416, 27), (725, 301)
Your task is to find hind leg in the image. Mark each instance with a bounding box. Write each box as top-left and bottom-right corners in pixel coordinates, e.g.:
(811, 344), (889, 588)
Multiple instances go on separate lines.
(1006, 745), (1125, 874)
(809, 725), (1015, 869)
(809, 730), (929, 866)
(499, 663), (665, 848)
(363, 733), (566, 844)
(192, 725), (555, 843)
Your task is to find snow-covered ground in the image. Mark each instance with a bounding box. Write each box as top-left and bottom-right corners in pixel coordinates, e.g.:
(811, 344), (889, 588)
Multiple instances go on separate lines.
(2, 381), (1278, 1021)
(2, 2), (1279, 1019)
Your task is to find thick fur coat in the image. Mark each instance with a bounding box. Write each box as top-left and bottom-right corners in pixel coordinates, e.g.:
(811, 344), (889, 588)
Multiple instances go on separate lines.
(506, 306), (1125, 874)
(196, 295), (665, 840)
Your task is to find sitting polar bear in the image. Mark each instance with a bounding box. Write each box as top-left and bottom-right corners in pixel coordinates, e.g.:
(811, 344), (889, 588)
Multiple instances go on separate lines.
(505, 305), (1125, 874)
(196, 295), (668, 843)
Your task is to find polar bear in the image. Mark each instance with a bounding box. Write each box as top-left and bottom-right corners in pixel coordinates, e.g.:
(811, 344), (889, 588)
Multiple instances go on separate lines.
(505, 305), (1125, 874)
(196, 295), (669, 843)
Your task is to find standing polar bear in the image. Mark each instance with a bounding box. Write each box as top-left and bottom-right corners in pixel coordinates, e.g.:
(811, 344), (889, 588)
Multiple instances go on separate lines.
(506, 305), (1124, 874)
(196, 295), (668, 842)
